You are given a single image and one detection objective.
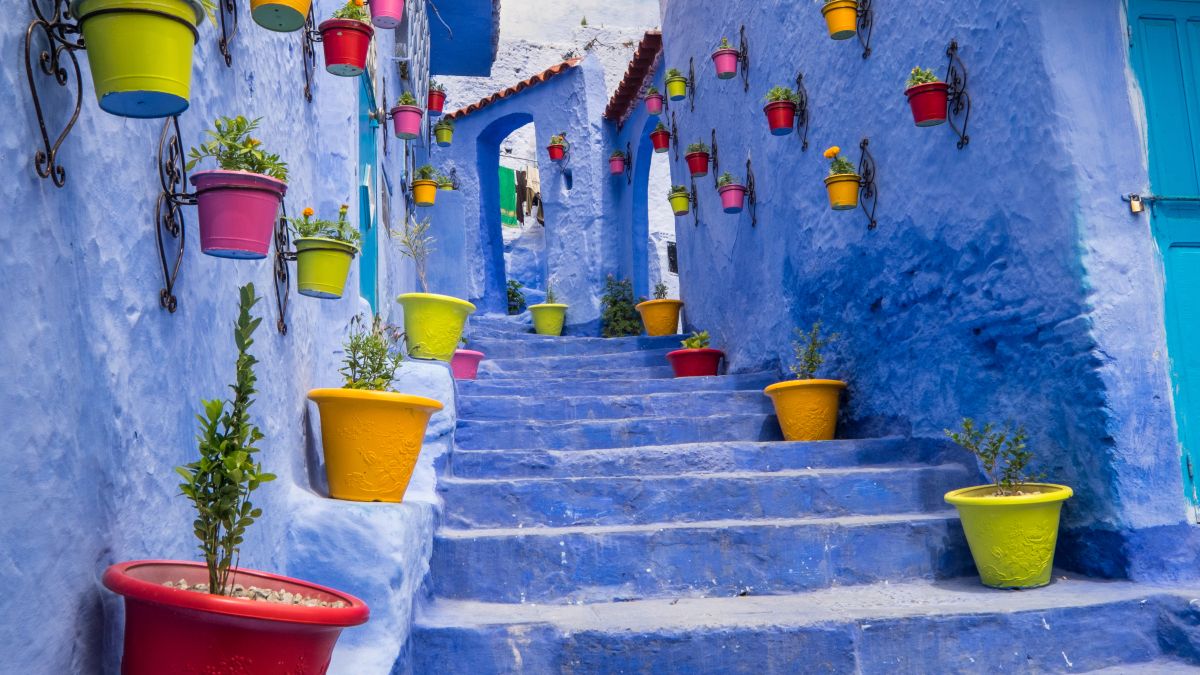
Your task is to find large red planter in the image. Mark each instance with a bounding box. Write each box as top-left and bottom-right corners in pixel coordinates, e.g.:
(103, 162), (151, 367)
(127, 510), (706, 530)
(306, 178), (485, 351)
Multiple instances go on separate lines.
(319, 19), (373, 77)
(428, 88), (447, 116)
(103, 560), (368, 675)
(391, 104), (423, 139)
(667, 348), (724, 377)
(686, 151), (710, 178)
(905, 81), (950, 127)
(452, 349), (485, 380)
(547, 143), (567, 162)
(718, 184), (747, 214)
(764, 101), (797, 136)
(651, 129), (671, 154)
(712, 48), (740, 79)
(192, 169), (287, 259)
(645, 93), (664, 116)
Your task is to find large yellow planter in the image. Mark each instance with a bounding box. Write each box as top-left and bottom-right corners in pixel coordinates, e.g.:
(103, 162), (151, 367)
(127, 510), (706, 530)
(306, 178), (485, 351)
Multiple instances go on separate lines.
(635, 299), (683, 336)
(824, 173), (861, 211)
(945, 484), (1073, 589)
(764, 379), (846, 441)
(413, 179), (438, 207)
(529, 303), (568, 336)
(397, 292), (476, 361)
(307, 389), (443, 502)
(821, 0), (859, 40)
(249, 0), (311, 32)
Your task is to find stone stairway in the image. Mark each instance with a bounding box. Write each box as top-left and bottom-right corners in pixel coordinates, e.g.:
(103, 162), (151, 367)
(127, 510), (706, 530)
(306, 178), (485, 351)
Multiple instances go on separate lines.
(407, 317), (1200, 674)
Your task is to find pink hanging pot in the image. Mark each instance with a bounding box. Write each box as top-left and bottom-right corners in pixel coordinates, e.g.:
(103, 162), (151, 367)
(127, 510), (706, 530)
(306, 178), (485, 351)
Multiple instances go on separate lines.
(610, 155), (626, 175)
(712, 48), (739, 79)
(645, 93), (663, 116)
(192, 169), (287, 259)
(369, 0), (403, 29)
(391, 104), (424, 139)
(718, 183), (747, 214)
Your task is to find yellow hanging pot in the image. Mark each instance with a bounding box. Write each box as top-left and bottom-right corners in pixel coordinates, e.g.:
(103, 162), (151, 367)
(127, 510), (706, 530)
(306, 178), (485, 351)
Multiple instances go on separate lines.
(821, 0), (859, 40)
(824, 173), (860, 211)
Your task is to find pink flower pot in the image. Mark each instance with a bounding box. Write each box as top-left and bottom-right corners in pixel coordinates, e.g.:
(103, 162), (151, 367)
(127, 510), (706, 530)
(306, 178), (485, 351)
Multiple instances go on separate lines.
(610, 157), (626, 175)
(645, 93), (664, 116)
(712, 48), (740, 79)
(369, 0), (404, 29)
(718, 184), (747, 214)
(391, 104), (424, 139)
(192, 169), (287, 259)
(451, 349), (485, 380)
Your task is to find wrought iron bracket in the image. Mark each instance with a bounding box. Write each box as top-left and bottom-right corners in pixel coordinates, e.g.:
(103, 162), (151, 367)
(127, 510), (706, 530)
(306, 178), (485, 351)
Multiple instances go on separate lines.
(689, 179), (700, 227)
(945, 39), (971, 149)
(858, 138), (878, 229)
(746, 157), (758, 227)
(671, 111), (680, 161)
(688, 57), (697, 111)
(737, 25), (750, 92)
(710, 128), (721, 189)
(857, 0), (874, 59)
(625, 142), (633, 185)
(301, 8), (318, 102)
(274, 204), (294, 335)
(24, 0), (85, 188)
(795, 72), (811, 151)
(154, 116), (195, 313)
(217, 0), (237, 67)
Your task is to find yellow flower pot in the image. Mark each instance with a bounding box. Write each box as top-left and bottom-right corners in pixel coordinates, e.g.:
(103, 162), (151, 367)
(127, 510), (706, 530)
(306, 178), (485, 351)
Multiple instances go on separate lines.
(668, 191), (690, 216)
(763, 379), (846, 441)
(821, 0), (859, 40)
(665, 76), (689, 101)
(249, 0), (310, 32)
(824, 173), (860, 211)
(396, 292), (476, 361)
(529, 303), (568, 336)
(307, 388), (444, 503)
(945, 483), (1073, 589)
(635, 299), (683, 336)
(413, 179), (438, 207)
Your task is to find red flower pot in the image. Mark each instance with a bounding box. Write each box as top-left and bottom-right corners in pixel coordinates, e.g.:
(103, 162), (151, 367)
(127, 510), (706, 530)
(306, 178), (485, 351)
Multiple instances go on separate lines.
(905, 81), (950, 127)
(667, 348), (725, 377)
(712, 48), (740, 79)
(610, 157), (626, 175)
(764, 101), (797, 136)
(645, 93), (664, 116)
(686, 151), (710, 178)
(192, 169), (287, 259)
(391, 104), (423, 139)
(718, 184), (747, 214)
(452, 349), (485, 379)
(651, 129), (671, 154)
(103, 560), (368, 675)
(319, 19), (373, 77)
(428, 88), (447, 116)
(548, 143), (567, 162)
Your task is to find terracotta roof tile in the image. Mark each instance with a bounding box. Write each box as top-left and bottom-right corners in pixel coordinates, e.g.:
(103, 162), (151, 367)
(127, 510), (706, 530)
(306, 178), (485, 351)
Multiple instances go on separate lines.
(446, 58), (583, 121)
(604, 30), (663, 127)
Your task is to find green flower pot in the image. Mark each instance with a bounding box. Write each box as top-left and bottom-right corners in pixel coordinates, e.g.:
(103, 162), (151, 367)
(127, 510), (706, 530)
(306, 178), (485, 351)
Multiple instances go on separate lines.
(396, 293), (476, 361)
(665, 76), (688, 101)
(295, 238), (357, 300)
(529, 303), (568, 336)
(435, 126), (454, 147)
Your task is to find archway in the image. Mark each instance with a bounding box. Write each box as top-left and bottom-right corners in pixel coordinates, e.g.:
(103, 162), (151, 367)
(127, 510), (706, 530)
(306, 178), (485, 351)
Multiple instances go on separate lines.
(631, 117), (679, 303)
(475, 111), (539, 313)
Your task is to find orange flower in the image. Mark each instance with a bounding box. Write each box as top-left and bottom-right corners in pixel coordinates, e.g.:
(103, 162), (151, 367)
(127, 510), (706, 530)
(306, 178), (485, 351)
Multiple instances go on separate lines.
(354, 0), (363, 6)
(823, 146), (840, 159)
(302, 207), (314, 218)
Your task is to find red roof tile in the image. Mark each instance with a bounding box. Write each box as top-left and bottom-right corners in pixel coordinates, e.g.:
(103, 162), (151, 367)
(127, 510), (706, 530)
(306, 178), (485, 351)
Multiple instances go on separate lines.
(603, 30), (663, 127)
(445, 58), (583, 121)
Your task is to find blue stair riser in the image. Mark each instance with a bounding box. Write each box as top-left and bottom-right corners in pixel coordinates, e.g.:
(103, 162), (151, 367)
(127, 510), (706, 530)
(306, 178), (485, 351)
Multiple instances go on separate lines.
(466, 335), (686, 359)
(458, 391), (775, 421)
(477, 348), (677, 374)
(457, 372), (779, 397)
(478, 365), (679, 380)
(441, 465), (973, 528)
(454, 414), (782, 451)
(428, 517), (972, 603)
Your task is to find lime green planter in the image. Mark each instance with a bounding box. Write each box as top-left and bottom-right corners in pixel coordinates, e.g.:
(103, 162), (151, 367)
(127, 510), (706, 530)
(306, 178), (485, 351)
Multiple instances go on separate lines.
(665, 76), (688, 101)
(944, 483), (1073, 589)
(434, 126), (454, 147)
(529, 303), (568, 336)
(396, 292), (476, 361)
(72, 0), (205, 118)
(295, 238), (357, 299)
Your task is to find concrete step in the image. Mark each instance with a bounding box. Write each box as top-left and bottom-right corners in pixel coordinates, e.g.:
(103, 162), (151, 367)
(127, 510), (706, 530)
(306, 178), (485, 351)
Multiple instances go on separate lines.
(440, 464), (972, 528)
(476, 347), (677, 375)
(457, 371), (777, 397)
(466, 334), (685, 359)
(454, 414), (782, 451)
(410, 576), (1200, 674)
(426, 511), (972, 604)
(457, 390), (774, 421)
(477, 365), (679, 380)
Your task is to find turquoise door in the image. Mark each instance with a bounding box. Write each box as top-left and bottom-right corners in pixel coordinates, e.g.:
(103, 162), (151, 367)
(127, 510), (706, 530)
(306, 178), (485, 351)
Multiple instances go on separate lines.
(358, 74), (380, 312)
(1129, 0), (1200, 507)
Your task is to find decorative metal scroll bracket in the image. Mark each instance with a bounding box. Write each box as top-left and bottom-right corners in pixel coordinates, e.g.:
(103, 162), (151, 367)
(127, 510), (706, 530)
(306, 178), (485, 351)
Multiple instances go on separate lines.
(625, 142), (633, 185)
(670, 111), (680, 161)
(688, 57), (697, 112)
(302, 9), (322, 102)
(24, 0), (85, 188)
(217, 0), (237, 67)
(737, 25), (750, 93)
(857, 0), (874, 59)
(746, 157), (758, 227)
(795, 72), (811, 151)
(945, 39), (971, 149)
(274, 204), (295, 335)
(154, 116), (195, 313)
(689, 179), (700, 227)
(858, 137), (878, 230)
(710, 128), (721, 189)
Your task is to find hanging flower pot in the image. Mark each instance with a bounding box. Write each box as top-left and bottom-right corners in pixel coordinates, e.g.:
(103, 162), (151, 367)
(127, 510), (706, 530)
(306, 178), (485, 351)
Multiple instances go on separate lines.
(390, 93), (424, 139)
(369, 0), (404, 29)
(763, 86), (800, 136)
(904, 68), (949, 127)
(665, 69), (689, 101)
(821, 0), (859, 40)
(685, 142), (711, 178)
(529, 301), (568, 336)
(434, 119), (455, 147)
(70, 0), (205, 118)
(645, 88), (664, 116)
(823, 146), (860, 210)
(636, 297), (684, 336)
(192, 170), (287, 259)
(650, 124), (671, 154)
(609, 151), (627, 175)
(249, 0), (311, 32)
(668, 186), (691, 216)
(452, 349), (485, 380)
(717, 172), (747, 214)
(428, 82), (447, 116)
(667, 332), (723, 377)
(412, 165), (440, 207)
(711, 38), (739, 80)
(319, 6), (373, 77)
(397, 293), (476, 360)
(288, 204), (360, 299)
(547, 132), (568, 162)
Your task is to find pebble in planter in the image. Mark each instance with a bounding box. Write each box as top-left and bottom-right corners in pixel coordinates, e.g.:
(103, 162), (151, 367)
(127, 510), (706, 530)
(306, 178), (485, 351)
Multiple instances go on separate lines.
(320, 0), (374, 77)
(428, 80), (448, 116)
(668, 331), (725, 378)
(391, 92), (425, 140)
(716, 171), (748, 214)
(434, 118), (455, 147)
(764, 321), (846, 441)
(393, 216), (476, 360)
(712, 37), (740, 80)
(186, 115), (288, 259)
(411, 164), (440, 207)
(685, 141), (711, 178)
(250, 0), (311, 32)
(668, 184), (691, 216)
(823, 145), (860, 211)
(547, 132), (569, 162)
(821, 0), (859, 40)
(610, 150), (628, 175)
(904, 66), (950, 127)
(665, 68), (689, 101)
(650, 122), (671, 154)
(645, 86), (664, 116)
(289, 204), (360, 299)
(763, 86), (800, 136)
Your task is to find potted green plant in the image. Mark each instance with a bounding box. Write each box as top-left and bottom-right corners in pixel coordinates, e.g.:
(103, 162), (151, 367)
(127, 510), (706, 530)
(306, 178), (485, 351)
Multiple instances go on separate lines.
(102, 284), (369, 673)
(391, 91), (425, 140)
(610, 150), (628, 175)
(905, 66), (950, 127)
(645, 86), (664, 115)
(712, 37), (740, 79)
(434, 117), (455, 147)
(668, 184), (691, 216)
(320, 0), (374, 76)
(289, 203), (360, 299)
(393, 216), (476, 361)
(428, 80), (448, 115)
(823, 145), (860, 210)
(763, 86), (800, 136)
(547, 132), (569, 162)
(308, 315), (444, 501)
(763, 322), (846, 441)
(600, 275), (641, 338)
(667, 330), (724, 377)
(636, 281), (684, 336)
(944, 420), (1074, 589)
(436, 172), (456, 191)
(717, 171), (747, 214)
(665, 67), (689, 100)
(821, 0), (858, 40)
(187, 115), (288, 259)
(412, 164), (439, 207)
(685, 141), (711, 177)
(507, 280), (528, 315)
(529, 284), (568, 336)
(651, 122), (671, 153)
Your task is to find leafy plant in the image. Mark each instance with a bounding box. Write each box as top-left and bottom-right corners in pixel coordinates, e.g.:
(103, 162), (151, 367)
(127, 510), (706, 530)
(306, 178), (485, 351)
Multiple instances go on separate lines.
(340, 314), (404, 391)
(653, 281), (669, 300)
(667, 68), (683, 79)
(823, 146), (857, 176)
(434, 118), (454, 131)
(199, 0), (217, 22)
(176, 284), (276, 596)
(906, 66), (941, 88)
(429, 80), (446, 93)
(646, 86), (660, 96)
(717, 37), (732, 50)
(686, 141), (710, 155)
(414, 164), (438, 181)
(507, 280), (527, 315)
(549, 132), (568, 146)
(682, 331), (710, 349)
(764, 86), (799, 104)
(436, 173), (455, 190)
(717, 172), (739, 188)
(668, 184), (689, 198)
(332, 0), (368, 21)
(653, 121), (669, 133)
(187, 116), (288, 181)
(610, 149), (626, 159)
(600, 275), (641, 338)
(545, 285), (558, 304)
(392, 216), (435, 293)
(289, 204), (361, 248)
(790, 321), (837, 380)
(945, 419), (1041, 496)
(395, 91), (419, 107)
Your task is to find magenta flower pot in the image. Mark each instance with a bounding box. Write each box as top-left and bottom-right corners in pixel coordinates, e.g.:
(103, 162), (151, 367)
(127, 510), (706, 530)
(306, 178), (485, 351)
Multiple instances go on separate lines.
(369, 0), (404, 28)
(610, 157), (626, 175)
(451, 349), (485, 380)
(391, 104), (424, 140)
(718, 184), (747, 214)
(192, 170), (287, 259)
(645, 94), (663, 116)
(712, 48), (739, 79)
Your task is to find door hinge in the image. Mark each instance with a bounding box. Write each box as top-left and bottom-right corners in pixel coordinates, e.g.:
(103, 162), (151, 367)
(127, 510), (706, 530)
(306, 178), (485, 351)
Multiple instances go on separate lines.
(1128, 24), (1134, 48)
(1188, 456), (1194, 480)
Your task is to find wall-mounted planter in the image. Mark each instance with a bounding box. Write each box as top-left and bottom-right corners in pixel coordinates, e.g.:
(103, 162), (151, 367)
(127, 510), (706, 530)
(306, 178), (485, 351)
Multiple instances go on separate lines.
(712, 48), (740, 80)
(428, 88), (447, 116)
(397, 293), (476, 361)
(651, 129), (671, 154)
(71, 0), (205, 118)
(645, 93), (664, 116)
(764, 101), (797, 136)
(636, 299), (684, 336)
(191, 169), (287, 259)
(319, 18), (373, 77)
(718, 183), (748, 214)
(764, 379), (846, 441)
(905, 81), (950, 127)
(547, 143), (567, 162)
(412, 179), (438, 207)
(452, 349), (485, 380)
(667, 348), (724, 377)
(824, 173), (860, 211)
(295, 237), (357, 299)
(308, 388), (444, 501)
(610, 155), (627, 175)
(249, 0), (310, 32)
(945, 484), (1073, 588)
(102, 560), (368, 675)
(821, 0), (858, 40)
(529, 303), (568, 336)
(686, 151), (710, 178)
(369, 0), (404, 29)
(668, 189), (691, 216)
(391, 104), (424, 139)
(665, 75), (688, 101)
(434, 123), (454, 147)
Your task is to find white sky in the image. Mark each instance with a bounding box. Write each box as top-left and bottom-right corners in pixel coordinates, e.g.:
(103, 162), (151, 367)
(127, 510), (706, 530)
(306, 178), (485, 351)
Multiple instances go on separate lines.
(499, 0), (660, 40)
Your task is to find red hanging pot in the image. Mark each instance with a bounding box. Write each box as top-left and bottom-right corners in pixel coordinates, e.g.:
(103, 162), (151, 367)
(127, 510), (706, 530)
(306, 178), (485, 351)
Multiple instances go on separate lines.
(712, 48), (739, 79)
(667, 348), (725, 377)
(763, 101), (797, 136)
(428, 88), (447, 116)
(651, 129), (671, 153)
(547, 143), (567, 162)
(610, 157), (626, 175)
(718, 184), (747, 214)
(685, 151), (710, 178)
(645, 93), (664, 116)
(905, 81), (950, 127)
(319, 19), (373, 77)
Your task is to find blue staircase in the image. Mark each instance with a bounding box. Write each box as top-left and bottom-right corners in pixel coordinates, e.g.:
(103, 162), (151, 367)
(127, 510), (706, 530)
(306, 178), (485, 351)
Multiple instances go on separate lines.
(407, 318), (1200, 673)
